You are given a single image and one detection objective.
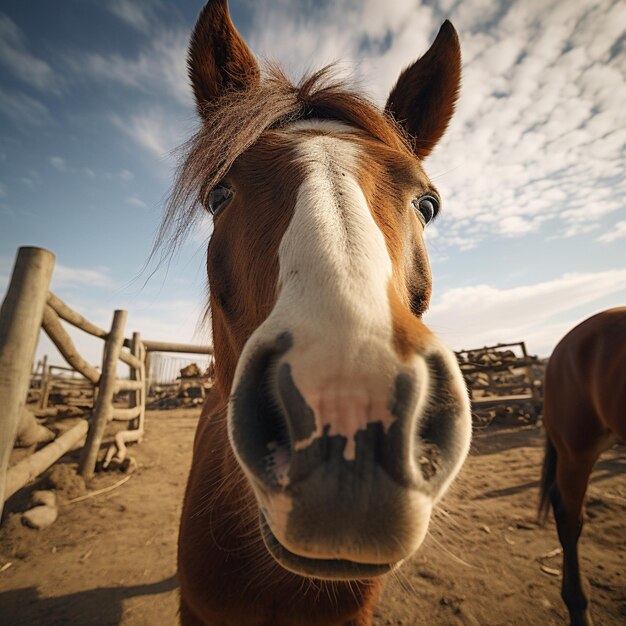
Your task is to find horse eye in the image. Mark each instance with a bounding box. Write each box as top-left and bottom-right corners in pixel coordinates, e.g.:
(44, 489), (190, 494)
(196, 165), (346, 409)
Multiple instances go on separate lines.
(412, 195), (439, 225)
(206, 185), (234, 216)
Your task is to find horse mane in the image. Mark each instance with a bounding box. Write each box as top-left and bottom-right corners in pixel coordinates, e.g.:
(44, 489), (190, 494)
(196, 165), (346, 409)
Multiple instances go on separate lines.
(158, 64), (411, 252)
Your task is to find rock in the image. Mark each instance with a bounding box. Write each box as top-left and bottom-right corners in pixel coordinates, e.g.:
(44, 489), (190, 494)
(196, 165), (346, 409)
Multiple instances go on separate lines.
(21, 505), (58, 529)
(31, 490), (57, 508)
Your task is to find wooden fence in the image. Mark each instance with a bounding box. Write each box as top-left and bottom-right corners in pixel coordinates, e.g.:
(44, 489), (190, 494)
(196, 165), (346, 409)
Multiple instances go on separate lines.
(33, 364), (95, 410)
(0, 247), (144, 517)
(142, 340), (213, 393)
(456, 341), (544, 424)
(0, 246), (214, 519)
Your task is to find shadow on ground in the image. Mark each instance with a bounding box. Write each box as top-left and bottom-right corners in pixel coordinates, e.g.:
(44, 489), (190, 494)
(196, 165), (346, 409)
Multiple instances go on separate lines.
(0, 575), (178, 625)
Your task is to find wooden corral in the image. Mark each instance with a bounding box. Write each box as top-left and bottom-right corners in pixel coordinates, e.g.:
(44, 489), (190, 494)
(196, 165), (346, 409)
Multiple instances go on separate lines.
(0, 246), (216, 521)
(0, 248), (145, 517)
(147, 359), (215, 409)
(143, 341), (213, 394)
(29, 364), (96, 411)
(456, 342), (545, 427)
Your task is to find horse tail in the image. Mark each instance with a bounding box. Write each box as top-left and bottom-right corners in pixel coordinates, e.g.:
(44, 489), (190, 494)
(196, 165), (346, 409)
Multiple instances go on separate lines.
(538, 434), (557, 524)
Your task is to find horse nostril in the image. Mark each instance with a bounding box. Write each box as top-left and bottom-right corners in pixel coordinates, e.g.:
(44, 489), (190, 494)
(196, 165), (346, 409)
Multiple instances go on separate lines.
(230, 334), (294, 490)
(276, 362), (317, 444)
(416, 353), (461, 481)
(258, 364), (292, 485)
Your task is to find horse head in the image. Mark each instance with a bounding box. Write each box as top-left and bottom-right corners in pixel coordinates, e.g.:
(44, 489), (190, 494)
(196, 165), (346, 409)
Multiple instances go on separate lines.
(175, 0), (471, 581)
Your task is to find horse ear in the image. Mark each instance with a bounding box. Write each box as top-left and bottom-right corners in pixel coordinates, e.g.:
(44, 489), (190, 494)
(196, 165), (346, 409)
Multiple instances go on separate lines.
(385, 21), (461, 159)
(188, 0), (260, 116)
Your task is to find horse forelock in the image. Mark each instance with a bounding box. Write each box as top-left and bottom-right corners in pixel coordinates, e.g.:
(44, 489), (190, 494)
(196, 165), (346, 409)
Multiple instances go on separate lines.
(159, 64), (412, 254)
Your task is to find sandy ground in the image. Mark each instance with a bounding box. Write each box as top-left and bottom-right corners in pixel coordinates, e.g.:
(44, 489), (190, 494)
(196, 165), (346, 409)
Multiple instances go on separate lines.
(0, 409), (624, 626)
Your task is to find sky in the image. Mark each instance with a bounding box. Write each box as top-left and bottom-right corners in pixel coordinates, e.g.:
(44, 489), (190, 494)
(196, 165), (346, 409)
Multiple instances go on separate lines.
(0, 0), (625, 371)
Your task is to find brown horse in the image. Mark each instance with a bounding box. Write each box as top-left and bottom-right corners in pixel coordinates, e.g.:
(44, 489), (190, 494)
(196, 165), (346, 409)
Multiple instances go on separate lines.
(171, 2), (472, 624)
(539, 307), (626, 626)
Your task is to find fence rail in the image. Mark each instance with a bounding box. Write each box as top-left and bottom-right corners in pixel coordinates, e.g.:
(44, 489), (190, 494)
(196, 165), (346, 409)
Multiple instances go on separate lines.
(0, 248), (143, 516)
(1, 246), (216, 518)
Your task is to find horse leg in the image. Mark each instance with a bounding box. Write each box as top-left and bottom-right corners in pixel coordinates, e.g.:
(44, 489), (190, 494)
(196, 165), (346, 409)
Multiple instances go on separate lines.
(551, 452), (596, 626)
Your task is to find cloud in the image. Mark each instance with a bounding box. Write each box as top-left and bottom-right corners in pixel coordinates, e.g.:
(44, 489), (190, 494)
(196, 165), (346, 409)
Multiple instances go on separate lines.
(426, 268), (626, 355)
(496, 215), (539, 237)
(0, 14), (59, 92)
(112, 107), (187, 159)
(120, 169), (134, 181)
(49, 156), (67, 172)
(597, 220), (626, 243)
(107, 0), (162, 33)
(0, 259), (115, 303)
(125, 196), (147, 209)
(241, 0), (626, 248)
(52, 264), (117, 290)
(0, 89), (50, 125)
(422, 2), (626, 248)
(74, 28), (191, 107)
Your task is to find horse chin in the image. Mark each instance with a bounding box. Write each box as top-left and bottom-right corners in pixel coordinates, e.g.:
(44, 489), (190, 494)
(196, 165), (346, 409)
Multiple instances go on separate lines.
(259, 513), (397, 580)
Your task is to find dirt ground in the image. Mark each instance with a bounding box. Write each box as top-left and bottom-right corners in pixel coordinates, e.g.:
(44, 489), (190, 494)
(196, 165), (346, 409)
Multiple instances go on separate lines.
(0, 409), (624, 626)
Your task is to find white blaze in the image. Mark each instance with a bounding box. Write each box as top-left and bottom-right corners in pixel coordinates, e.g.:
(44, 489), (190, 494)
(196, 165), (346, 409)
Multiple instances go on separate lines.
(270, 122), (403, 461)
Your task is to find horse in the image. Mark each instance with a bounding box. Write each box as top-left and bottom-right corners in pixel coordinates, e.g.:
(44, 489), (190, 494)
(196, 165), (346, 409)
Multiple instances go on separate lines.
(170, 2), (472, 624)
(539, 307), (626, 626)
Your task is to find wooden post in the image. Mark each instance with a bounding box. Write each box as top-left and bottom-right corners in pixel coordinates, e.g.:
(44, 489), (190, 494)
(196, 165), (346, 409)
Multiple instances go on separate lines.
(144, 351), (152, 396)
(31, 354), (47, 384)
(102, 333), (145, 468)
(39, 354), (48, 388)
(79, 310), (127, 480)
(137, 340), (146, 433)
(130, 333), (141, 429)
(40, 363), (51, 409)
(0, 247), (55, 516)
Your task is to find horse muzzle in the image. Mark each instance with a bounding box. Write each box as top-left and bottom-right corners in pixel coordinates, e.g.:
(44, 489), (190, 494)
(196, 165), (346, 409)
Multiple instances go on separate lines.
(228, 330), (471, 579)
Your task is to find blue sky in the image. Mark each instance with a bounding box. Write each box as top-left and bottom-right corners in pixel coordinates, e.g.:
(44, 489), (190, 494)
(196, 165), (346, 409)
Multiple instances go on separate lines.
(1, 0), (625, 367)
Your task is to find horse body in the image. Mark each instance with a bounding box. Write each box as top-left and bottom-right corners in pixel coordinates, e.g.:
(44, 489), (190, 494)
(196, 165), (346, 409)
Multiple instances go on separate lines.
(174, 2), (472, 624)
(539, 307), (626, 626)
